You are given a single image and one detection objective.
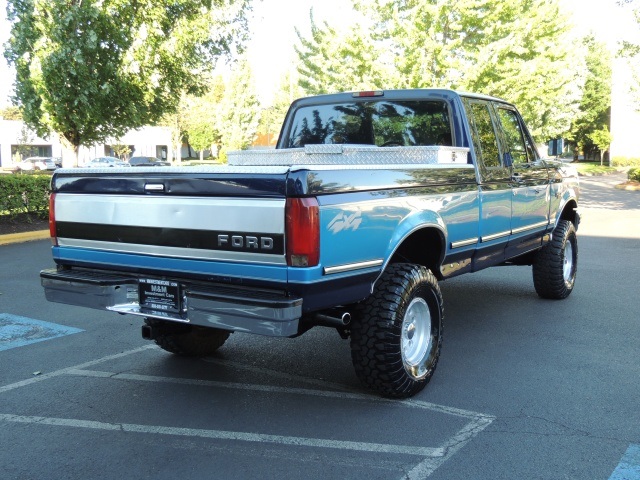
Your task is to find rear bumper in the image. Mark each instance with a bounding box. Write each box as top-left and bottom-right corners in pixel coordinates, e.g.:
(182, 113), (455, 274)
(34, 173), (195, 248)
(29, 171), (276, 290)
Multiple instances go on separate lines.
(40, 268), (302, 337)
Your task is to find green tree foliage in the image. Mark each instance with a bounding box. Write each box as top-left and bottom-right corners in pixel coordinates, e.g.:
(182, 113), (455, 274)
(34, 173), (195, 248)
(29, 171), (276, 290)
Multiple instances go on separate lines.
(182, 75), (224, 160)
(566, 36), (612, 161)
(112, 143), (131, 160)
(215, 60), (260, 158)
(257, 70), (305, 146)
(589, 126), (613, 166)
(0, 105), (22, 120)
(294, 12), (391, 95)
(295, 0), (580, 142)
(182, 61), (259, 160)
(4, 0), (251, 165)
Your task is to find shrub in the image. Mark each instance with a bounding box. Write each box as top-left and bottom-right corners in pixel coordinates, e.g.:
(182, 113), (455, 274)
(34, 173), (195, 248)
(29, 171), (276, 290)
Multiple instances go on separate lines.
(0, 174), (51, 219)
(629, 168), (640, 182)
(612, 156), (640, 167)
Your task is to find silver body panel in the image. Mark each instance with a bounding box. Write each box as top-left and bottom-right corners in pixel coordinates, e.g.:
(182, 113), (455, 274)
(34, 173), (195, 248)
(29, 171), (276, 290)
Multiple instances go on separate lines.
(55, 194), (286, 264)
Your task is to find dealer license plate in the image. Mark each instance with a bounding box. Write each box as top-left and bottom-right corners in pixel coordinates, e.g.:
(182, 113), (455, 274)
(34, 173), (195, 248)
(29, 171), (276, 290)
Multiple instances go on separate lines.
(139, 279), (182, 314)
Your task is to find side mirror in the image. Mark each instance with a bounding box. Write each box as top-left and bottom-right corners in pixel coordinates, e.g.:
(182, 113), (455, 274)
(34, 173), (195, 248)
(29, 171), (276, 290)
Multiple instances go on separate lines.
(547, 138), (564, 157)
(503, 152), (513, 168)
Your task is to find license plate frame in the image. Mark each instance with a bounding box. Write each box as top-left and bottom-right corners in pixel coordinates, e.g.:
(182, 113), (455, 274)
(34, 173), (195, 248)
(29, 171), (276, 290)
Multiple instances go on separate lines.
(139, 279), (182, 314)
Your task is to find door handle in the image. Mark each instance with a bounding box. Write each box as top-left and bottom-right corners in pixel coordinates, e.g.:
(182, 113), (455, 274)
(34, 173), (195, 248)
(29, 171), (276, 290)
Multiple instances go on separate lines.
(511, 173), (525, 184)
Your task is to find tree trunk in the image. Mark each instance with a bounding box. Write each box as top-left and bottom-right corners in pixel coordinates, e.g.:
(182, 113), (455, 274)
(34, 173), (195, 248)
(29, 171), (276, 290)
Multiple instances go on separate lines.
(60, 142), (79, 168)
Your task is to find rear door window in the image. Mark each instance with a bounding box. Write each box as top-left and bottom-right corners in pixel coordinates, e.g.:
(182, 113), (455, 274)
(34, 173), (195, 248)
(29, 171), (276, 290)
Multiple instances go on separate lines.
(495, 107), (537, 164)
(465, 100), (502, 168)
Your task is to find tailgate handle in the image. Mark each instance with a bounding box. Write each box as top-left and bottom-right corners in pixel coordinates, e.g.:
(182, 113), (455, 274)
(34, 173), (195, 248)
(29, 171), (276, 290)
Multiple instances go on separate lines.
(144, 183), (165, 192)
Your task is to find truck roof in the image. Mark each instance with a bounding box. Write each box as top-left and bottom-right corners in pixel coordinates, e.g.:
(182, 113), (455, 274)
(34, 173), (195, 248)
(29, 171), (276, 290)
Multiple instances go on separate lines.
(290, 88), (511, 107)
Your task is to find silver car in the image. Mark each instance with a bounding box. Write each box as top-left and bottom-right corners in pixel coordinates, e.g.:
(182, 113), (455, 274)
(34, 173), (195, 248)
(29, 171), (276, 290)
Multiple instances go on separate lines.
(16, 156), (57, 171)
(86, 156), (131, 168)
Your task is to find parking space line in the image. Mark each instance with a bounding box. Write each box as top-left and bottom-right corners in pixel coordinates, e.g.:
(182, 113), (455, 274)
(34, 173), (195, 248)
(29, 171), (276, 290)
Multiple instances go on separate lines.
(0, 345), (155, 394)
(0, 345), (495, 478)
(0, 412), (441, 456)
(67, 368), (495, 421)
(406, 415), (495, 479)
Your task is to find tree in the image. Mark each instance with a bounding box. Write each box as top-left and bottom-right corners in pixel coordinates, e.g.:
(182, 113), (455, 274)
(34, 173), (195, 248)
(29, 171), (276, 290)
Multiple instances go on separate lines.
(566, 36), (612, 161)
(4, 0), (251, 166)
(257, 70), (305, 147)
(182, 75), (225, 160)
(215, 60), (260, 159)
(112, 143), (131, 161)
(0, 106), (22, 120)
(294, 11), (391, 95)
(181, 61), (259, 161)
(295, 0), (581, 142)
(589, 127), (613, 166)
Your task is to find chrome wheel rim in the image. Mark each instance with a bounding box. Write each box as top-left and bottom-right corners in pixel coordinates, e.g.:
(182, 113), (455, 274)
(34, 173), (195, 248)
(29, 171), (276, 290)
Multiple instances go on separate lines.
(563, 241), (574, 282)
(401, 297), (432, 378)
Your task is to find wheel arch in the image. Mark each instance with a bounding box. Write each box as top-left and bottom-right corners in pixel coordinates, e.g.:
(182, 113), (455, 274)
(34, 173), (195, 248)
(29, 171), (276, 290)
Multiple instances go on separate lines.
(556, 198), (579, 230)
(379, 224), (446, 285)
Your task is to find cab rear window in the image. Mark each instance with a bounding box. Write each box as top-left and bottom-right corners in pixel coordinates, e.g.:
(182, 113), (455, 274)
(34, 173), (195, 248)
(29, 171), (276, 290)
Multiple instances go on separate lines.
(283, 100), (452, 148)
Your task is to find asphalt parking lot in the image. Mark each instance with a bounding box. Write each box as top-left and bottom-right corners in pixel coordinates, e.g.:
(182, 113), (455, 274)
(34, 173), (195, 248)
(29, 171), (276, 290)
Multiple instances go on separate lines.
(1, 172), (639, 479)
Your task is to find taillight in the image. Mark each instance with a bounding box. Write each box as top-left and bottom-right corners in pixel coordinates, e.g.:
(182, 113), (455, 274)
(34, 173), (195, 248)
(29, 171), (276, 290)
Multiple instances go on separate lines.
(352, 90), (383, 97)
(286, 197), (319, 267)
(49, 193), (58, 246)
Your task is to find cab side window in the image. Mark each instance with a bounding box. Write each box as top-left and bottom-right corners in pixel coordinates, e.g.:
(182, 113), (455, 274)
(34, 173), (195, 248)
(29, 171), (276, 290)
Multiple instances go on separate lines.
(466, 101), (501, 168)
(496, 107), (537, 164)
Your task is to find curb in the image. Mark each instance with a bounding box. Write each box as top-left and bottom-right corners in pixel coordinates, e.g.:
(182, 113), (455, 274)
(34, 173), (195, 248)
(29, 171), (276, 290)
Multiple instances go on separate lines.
(0, 230), (50, 246)
(615, 183), (640, 191)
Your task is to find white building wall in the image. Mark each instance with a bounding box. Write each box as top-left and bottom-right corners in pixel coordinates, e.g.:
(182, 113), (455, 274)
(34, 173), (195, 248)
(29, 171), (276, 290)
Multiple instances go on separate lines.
(610, 57), (640, 162)
(0, 121), (175, 168)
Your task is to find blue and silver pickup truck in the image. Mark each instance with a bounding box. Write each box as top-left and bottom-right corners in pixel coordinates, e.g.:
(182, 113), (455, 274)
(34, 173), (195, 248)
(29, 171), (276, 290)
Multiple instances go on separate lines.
(41, 89), (580, 398)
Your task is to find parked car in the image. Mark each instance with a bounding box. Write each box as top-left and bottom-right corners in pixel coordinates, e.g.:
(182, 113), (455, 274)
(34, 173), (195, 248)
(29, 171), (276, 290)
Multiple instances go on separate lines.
(128, 156), (171, 167)
(86, 156), (130, 168)
(16, 156), (57, 171)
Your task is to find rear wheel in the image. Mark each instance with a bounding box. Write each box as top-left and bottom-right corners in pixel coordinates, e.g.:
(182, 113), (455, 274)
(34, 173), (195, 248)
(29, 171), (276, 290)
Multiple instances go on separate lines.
(532, 219), (578, 299)
(350, 263), (443, 398)
(144, 318), (230, 357)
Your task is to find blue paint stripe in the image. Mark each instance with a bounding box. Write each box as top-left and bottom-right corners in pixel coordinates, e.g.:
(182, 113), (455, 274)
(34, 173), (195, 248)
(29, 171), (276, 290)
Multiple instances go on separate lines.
(0, 313), (83, 352)
(609, 444), (640, 480)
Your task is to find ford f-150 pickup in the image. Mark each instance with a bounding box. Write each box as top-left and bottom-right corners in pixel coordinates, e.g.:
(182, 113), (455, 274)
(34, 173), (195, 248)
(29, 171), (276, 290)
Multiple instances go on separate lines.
(41, 89), (580, 398)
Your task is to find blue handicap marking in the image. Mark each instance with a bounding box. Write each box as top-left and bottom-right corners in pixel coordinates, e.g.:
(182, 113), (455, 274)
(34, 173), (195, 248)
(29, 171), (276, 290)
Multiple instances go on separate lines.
(609, 444), (640, 480)
(0, 313), (83, 352)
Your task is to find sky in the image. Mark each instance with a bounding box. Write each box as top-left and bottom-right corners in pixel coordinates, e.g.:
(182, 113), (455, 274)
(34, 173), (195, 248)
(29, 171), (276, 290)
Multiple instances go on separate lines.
(0, 0), (638, 109)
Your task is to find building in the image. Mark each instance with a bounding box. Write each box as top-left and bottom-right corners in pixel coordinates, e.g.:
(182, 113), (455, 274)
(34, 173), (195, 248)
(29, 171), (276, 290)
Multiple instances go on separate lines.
(0, 120), (175, 168)
(610, 57), (640, 163)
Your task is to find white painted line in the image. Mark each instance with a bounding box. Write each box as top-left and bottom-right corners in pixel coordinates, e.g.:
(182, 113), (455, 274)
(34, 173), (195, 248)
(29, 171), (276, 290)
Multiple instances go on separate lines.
(406, 415), (495, 479)
(0, 413), (441, 457)
(68, 368), (494, 420)
(0, 345), (495, 479)
(0, 345), (155, 394)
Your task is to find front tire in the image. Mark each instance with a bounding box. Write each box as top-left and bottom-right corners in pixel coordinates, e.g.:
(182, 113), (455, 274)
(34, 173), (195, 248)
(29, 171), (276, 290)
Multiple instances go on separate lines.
(350, 264), (443, 398)
(532, 219), (578, 299)
(144, 318), (231, 357)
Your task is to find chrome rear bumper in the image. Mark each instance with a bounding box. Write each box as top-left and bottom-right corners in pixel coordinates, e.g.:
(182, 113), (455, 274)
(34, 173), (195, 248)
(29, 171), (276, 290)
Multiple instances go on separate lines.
(40, 268), (302, 337)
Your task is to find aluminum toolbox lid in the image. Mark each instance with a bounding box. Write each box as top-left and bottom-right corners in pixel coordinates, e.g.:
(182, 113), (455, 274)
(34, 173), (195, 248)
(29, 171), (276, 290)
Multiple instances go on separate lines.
(227, 144), (470, 166)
